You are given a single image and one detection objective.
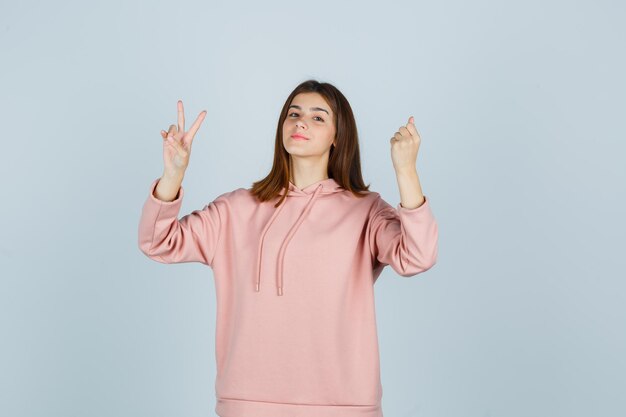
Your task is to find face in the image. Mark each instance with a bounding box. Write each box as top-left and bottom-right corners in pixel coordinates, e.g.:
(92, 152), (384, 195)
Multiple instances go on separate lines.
(282, 92), (336, 158)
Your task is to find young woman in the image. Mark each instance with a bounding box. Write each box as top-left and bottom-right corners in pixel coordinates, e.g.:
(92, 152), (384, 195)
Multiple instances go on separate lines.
(138, 79), (439, 417)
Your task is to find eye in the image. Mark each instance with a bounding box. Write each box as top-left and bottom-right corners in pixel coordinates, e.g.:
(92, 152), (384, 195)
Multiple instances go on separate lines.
(288, 112), (324, 122)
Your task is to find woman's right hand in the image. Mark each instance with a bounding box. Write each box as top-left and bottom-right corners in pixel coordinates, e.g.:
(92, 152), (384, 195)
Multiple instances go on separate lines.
(160, 100), (207, 177)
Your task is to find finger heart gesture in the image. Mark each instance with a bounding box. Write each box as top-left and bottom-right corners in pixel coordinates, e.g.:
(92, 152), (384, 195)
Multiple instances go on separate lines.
(390, 116), (421, 173)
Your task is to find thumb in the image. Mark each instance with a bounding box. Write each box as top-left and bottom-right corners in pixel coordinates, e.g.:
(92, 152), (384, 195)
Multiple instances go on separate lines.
(166, 134), (185, 153)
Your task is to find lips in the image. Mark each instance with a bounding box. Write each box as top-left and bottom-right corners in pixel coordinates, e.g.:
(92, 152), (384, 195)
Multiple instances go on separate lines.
(291, 134), (309, 140)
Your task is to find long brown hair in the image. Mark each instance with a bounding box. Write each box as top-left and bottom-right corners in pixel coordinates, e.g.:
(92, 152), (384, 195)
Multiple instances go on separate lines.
(249, 79), (371, 208)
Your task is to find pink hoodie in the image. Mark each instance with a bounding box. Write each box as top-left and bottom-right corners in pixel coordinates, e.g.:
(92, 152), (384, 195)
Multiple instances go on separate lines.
(138, 176), (438, 417)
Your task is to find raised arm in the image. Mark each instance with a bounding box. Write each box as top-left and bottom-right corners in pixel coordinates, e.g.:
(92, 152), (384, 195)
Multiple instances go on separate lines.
(138, 177), (225, 266)
(368, 194), (438, 276)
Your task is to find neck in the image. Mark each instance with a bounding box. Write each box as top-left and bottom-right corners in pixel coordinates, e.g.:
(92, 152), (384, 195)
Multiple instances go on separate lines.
(289, 156), (330, 189)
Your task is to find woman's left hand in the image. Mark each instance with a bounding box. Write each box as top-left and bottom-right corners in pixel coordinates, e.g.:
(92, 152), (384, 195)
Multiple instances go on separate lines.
(390, 116), (421, 173)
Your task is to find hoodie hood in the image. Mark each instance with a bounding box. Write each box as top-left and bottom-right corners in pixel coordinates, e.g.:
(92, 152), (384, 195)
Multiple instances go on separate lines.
(255, 177), (344, 296)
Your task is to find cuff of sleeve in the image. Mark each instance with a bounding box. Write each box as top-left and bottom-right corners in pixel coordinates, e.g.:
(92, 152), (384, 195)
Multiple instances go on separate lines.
(397, 195), (430, 212)
(149, 177), (184, 205)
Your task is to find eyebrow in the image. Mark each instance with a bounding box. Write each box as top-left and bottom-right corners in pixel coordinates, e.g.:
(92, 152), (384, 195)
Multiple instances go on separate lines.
(288, 105), (330, 115)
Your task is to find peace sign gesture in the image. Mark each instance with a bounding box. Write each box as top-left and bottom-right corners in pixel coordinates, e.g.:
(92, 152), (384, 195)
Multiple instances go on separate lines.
(160, 100), (207, 177)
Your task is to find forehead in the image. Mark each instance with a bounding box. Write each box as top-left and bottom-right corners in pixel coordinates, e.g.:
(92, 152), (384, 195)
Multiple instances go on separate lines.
(289, 93), (332, 114)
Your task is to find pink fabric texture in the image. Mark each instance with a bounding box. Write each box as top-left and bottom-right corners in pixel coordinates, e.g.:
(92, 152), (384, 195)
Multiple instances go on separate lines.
(138, 176), (439, 417)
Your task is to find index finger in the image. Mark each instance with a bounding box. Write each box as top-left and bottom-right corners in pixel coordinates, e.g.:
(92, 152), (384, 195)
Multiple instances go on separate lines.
(177, 100), (185, 133)
(185, 110), (207, 143)
(406, 116), (420, 138)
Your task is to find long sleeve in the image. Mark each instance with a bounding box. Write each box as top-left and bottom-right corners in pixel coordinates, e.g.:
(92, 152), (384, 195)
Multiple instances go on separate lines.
(368, 194), (439, 277)
(138, 177), (225, 267)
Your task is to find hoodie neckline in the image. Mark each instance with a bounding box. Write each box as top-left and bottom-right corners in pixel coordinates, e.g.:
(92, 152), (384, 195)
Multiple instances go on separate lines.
(286, 177), (343, 196)
(255, 177), (344, 296)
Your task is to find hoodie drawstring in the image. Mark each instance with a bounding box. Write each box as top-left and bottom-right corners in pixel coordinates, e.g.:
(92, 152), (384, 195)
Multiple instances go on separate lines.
(255, 183), (324, 296)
